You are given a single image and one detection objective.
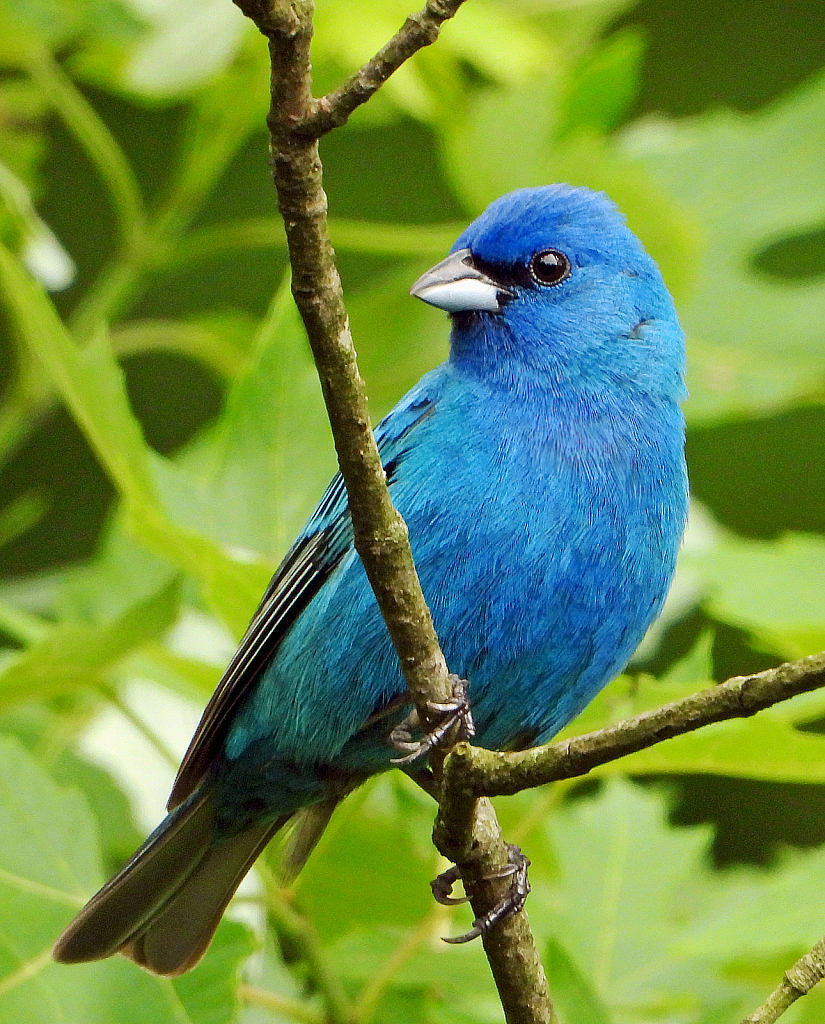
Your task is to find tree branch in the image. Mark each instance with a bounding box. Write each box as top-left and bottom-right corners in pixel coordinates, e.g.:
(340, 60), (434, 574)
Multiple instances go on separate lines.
(441, 650), (825, 798)
(255, 0), (454, 723)
(231, 2), (554, 1022)
(434, 797), (558, 1024)
(435, 650), (825, 1023)
(302, 0), (468, 137)
(740, 936), (825, 1024)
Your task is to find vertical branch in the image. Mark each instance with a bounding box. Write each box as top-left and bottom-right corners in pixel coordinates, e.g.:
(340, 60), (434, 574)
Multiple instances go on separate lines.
(435, 795), (558, 1024)
(231, 2), (556, 1022)
(258, 0), (454, 724)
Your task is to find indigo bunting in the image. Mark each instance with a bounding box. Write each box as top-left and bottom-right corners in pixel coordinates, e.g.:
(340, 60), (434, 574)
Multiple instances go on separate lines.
(54, 184), (688, 975)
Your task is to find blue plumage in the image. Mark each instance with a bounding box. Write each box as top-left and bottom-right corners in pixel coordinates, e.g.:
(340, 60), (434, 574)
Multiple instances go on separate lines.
(54, 184), (688, 975)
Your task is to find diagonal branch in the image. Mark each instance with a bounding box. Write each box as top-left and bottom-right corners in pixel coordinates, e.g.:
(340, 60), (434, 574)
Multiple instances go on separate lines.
(302, 0), (468, 136)
(740, 936), (825, 1023)
(439, 650), (825, 800)
(436, 650), (825, 1024)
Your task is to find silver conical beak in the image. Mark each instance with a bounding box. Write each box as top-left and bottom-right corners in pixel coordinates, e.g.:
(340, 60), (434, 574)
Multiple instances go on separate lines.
(410, 248), (512, 313)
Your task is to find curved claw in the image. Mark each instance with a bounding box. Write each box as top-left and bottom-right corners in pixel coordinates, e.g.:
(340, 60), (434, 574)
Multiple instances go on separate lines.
(389, 733), (421, 755)
(442, 922), (484, 944)
(389, 675), (475, 766)
(439, 845), (532, 944)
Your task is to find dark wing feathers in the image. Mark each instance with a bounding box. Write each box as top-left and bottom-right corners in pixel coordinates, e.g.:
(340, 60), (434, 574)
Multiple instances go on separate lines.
(168, 391), (436, 809)
(168, 515), (350, 808)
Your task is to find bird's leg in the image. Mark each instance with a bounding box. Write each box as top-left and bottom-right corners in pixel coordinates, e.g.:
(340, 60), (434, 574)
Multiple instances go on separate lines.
(436, 844), (531, 944)
(389, 674), (475, 766)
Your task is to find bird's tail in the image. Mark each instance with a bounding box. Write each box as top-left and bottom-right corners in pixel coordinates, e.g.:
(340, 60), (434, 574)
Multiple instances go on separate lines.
(53, 791), (288, 977)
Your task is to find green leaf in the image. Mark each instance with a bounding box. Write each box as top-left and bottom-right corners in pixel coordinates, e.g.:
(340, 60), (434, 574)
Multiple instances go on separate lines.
(443, 73), (565, 214)
(175, 279), (334, 561)
(52, 527), (176, 625)
(0, 492), (47, 552)
(47, 752), (144, 874)
(626, 69), (825, 420)
(0, 0), (125, 55)
(544, 937), (613, 1024)
(115, 1), (252, 98)
(294, 775), (437, 939)
(660, 630), (715, 688)
(128, 482), (273, 639)
(173, 922), (255, 1024)
(128, 645), (223, 704)
(558, 29), (644, 138)
(23, 46), (145, 254)
(684, 530), (825, 658)
(0, 578), (180, 709)
(326, 926), (498, 1024)
(546, 779), (714, 1009)
(540, 779), (825, 1021)
(0, 242), (154, 502)
(681, 844), (825, 960)
(0, 79), (47, 193)
(0, 736), (254, 1024)
(432, 0), (550, 88)
(0, 736), (100, 907)
(314, 0), (550, 125)
(0, 684), (145, 872)
(111, 317), (250, 380)
(0, 239), (271, 635)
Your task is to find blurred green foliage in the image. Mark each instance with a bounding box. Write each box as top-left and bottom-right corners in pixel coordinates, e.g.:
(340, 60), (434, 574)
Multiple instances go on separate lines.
(0, 0), (824, 1021)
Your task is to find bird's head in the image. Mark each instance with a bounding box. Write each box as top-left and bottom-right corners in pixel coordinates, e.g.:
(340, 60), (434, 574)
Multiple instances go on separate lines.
(411, 185), (685, 401)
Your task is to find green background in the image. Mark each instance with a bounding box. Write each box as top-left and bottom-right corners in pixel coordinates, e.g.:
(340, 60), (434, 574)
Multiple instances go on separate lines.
(1, 0), (825, 1021)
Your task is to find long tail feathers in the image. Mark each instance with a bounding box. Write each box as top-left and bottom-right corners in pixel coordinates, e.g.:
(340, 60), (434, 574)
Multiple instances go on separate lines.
(53, 793), (289, 976)
(121, 816), (285, 976)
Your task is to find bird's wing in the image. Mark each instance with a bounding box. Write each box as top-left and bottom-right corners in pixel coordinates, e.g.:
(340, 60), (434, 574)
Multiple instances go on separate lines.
(167, 388), (438, 809)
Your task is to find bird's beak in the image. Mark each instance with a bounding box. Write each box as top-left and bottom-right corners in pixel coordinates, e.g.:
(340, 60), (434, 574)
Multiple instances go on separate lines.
(410, 248), (513, 313)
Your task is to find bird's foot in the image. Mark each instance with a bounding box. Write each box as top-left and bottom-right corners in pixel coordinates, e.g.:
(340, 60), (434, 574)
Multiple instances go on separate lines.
(389, 675), (475, 766)
(434, 844), (531, 944)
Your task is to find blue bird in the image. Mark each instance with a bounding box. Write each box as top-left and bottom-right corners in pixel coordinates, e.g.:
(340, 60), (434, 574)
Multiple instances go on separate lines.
(53, 184), (688, 976)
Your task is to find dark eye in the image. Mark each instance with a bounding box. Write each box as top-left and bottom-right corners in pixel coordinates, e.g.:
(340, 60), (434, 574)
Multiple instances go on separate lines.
(529, 249), (571, 287)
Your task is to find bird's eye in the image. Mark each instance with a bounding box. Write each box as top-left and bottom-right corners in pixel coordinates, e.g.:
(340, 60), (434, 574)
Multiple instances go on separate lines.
(529, 249), (571, 287)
